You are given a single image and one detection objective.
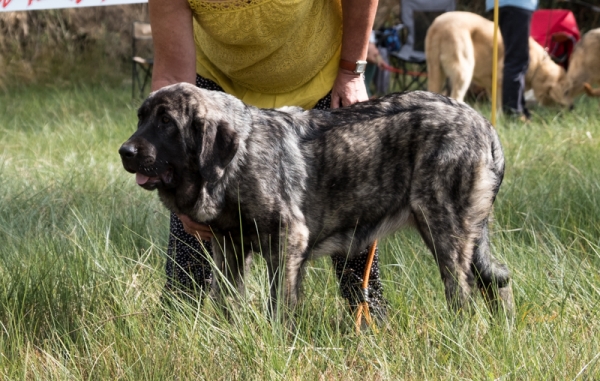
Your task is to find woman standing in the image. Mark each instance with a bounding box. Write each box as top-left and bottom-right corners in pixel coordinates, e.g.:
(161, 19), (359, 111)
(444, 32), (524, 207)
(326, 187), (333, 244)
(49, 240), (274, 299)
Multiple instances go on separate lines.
(149, 0), (387, 319)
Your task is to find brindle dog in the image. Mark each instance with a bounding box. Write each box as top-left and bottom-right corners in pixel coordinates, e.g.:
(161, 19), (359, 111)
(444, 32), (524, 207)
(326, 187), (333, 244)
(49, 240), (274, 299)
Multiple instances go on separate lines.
(119, 83), (514, 319)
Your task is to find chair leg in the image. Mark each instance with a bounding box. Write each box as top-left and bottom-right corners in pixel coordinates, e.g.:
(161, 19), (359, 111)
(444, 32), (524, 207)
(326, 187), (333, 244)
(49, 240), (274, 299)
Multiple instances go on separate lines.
(132, 61), (136, 100)
(388, 56), (428, 92)
(404, 62), (427, 91)
(132, 62), (153, 99)
(141, 65), (152, 98)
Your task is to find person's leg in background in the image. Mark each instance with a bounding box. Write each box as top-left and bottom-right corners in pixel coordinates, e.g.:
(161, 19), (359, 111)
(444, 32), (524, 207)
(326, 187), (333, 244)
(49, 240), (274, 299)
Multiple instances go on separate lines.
(164, 213), (213, 299)
(499, 6), (533, 119)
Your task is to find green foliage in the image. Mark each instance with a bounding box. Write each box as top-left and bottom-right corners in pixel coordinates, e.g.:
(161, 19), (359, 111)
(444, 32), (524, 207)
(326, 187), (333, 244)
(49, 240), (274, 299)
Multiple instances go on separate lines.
(0, 83), (599, 379)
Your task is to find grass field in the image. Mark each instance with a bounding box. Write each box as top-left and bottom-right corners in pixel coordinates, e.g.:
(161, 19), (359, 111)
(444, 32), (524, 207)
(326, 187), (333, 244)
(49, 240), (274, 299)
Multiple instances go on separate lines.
(1, 82), (599, 380)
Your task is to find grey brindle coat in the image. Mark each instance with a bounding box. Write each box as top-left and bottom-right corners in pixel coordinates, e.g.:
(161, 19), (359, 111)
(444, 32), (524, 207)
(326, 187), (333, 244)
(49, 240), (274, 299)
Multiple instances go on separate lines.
(119, 83), (514, 318)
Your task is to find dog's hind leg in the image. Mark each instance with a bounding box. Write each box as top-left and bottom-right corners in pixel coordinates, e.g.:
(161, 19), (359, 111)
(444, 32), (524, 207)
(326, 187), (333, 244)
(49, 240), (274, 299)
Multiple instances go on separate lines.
(411, 208), (475, 313)
(471, 221), (514, 317)
(426, 44), (448, 96)
(445, 50), (475, 103)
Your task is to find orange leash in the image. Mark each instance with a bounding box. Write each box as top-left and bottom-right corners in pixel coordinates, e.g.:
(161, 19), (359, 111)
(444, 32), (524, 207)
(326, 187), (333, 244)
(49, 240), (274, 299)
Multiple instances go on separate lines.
(380, 62), (428, 77)
(355, 240), (379, 333)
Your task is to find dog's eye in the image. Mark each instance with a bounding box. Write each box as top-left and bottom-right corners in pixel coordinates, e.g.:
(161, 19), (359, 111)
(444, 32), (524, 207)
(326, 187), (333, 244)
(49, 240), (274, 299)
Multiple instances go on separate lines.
(161, 116), (170, 124)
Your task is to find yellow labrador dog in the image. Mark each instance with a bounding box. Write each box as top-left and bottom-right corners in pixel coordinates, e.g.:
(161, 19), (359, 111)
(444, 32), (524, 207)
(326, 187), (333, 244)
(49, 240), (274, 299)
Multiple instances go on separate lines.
(426, 11), (567, 108)
(556, 28), (600, 105)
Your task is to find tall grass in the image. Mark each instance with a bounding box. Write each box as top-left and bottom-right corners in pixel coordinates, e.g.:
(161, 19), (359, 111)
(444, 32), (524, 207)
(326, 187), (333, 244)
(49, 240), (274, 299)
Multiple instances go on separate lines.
(1, 82), (599, 380)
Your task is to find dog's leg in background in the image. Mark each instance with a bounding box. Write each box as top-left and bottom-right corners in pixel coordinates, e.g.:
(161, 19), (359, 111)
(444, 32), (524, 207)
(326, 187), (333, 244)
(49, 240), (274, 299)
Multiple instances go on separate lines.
(471, 221), (514, 317)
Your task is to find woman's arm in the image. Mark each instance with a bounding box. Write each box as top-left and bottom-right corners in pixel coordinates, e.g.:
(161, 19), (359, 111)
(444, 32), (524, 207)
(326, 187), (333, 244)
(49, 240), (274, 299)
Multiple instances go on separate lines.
(149, 0), (213, 239)
(330, 0), (379, 108)
(149, 0), (197, 91)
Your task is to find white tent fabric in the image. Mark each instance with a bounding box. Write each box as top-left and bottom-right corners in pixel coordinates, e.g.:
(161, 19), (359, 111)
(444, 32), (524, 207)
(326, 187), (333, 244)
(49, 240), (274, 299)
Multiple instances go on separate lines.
(1, 0), (146, 12)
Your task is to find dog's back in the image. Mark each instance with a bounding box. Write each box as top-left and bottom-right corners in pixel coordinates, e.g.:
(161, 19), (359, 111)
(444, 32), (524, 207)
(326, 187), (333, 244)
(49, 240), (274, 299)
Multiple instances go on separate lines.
(276, 91), (511, 312)
(294, 91), (504, 261)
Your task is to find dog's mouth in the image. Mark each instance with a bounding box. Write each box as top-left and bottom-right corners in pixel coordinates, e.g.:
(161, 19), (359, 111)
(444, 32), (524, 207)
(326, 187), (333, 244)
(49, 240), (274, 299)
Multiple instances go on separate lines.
(134, 168), (174, 190)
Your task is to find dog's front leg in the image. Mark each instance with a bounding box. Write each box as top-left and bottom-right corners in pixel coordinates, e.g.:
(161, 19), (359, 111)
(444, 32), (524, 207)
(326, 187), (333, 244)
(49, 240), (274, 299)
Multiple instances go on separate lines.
(210, 234), (251, 315)
(263, 222), (309, 326)
(264, 249), (308, 329)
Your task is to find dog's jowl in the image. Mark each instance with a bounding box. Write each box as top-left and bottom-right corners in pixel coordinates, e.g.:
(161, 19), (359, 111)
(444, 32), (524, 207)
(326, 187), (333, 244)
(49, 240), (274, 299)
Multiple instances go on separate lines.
(120, 83), (514, 319)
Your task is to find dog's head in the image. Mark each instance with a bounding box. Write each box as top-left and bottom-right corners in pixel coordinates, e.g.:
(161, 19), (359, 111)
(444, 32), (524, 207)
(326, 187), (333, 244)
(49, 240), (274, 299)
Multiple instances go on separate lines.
(547, 36), (599, 109)
(548, 75), (595, 110)
(532, 63), (568, 107)
(119, 83), (245, 216)
(528, 43), (570, 107)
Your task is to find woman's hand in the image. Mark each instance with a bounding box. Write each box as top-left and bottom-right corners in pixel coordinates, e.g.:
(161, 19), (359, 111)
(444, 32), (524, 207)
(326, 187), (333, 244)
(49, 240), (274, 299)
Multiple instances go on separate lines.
(176, 213), (214, 240)
(330, 69), (369, 108)
(332, 0), (378, 108)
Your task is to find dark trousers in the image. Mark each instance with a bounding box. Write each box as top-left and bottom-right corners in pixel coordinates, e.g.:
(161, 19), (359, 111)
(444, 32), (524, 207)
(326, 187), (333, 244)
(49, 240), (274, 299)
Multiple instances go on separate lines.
(499, 6), (533, 116)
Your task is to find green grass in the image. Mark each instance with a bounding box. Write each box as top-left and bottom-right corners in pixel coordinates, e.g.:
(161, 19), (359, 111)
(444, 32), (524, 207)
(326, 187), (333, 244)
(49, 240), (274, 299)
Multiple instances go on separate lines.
(1, 81), (599, 380)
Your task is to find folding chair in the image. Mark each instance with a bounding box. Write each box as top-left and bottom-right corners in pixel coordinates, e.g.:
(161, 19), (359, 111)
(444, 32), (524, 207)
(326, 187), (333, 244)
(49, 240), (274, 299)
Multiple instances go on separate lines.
(132, 21), (154, 99)
(389, 0), (455, 92)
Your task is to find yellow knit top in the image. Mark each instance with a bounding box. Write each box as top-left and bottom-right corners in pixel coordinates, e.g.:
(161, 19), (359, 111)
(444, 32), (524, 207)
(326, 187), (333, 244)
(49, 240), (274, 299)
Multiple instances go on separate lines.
(188, 0), (342, 109)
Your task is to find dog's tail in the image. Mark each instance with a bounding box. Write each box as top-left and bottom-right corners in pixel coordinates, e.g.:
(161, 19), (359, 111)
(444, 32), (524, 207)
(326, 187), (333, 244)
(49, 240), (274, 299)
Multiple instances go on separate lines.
(490, 124), (505, 195)
(471, 222), (510, 290)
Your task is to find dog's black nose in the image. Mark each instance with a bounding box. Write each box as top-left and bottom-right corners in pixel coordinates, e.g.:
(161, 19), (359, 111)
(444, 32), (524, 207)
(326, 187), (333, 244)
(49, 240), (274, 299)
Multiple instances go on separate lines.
(119, 143), (138, 158)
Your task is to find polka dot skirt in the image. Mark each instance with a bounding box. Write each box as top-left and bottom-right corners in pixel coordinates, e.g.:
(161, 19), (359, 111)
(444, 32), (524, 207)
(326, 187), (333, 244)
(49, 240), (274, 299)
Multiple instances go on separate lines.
(164, 74), (387, 318)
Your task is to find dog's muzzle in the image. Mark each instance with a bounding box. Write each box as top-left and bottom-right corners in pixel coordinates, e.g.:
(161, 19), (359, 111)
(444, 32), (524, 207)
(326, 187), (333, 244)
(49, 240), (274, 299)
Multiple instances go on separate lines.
(119, 142), (174, 190)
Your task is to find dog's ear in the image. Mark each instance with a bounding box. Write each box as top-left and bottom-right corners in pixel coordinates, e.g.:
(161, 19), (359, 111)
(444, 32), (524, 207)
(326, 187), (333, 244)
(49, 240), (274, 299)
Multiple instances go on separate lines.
(197, 118), (239, 184)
